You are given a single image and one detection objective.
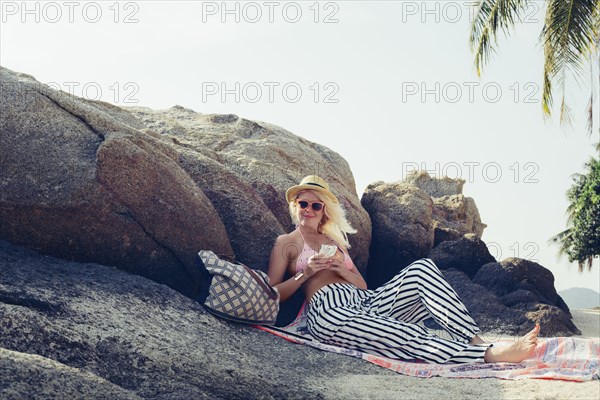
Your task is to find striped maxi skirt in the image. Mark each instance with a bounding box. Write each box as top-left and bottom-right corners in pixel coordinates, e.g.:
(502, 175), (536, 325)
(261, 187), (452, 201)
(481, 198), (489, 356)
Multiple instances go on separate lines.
(306, 258), (492, 364)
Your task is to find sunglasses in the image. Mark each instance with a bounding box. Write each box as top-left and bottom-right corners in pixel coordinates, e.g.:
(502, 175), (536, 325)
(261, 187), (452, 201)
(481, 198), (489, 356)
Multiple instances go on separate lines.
(297, 200), (324, 211)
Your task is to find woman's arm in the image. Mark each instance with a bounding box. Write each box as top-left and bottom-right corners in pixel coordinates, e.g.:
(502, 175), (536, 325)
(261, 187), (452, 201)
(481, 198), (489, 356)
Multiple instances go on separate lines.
(267, 235), (305, 302)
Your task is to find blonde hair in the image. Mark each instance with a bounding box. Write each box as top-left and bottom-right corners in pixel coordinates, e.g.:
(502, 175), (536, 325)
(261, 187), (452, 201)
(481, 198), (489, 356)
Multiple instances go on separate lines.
(289, 190), (357, 248)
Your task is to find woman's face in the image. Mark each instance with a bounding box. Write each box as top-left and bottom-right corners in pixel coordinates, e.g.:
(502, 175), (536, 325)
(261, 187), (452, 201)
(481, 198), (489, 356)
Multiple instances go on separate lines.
(295, 190), (325, 228)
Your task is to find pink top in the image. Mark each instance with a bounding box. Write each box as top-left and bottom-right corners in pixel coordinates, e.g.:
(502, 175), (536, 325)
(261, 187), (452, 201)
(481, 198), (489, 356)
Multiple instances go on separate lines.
(295, 227), (354, 273)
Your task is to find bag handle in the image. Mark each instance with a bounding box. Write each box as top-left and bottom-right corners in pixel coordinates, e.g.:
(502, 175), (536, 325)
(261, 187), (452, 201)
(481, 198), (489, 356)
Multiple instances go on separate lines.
(218, 254), (279, 301)
(240, 263), (279, 300)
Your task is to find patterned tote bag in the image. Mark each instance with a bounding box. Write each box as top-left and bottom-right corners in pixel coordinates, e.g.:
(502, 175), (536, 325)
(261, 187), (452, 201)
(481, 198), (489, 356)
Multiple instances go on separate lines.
(196, 250), (280, 325)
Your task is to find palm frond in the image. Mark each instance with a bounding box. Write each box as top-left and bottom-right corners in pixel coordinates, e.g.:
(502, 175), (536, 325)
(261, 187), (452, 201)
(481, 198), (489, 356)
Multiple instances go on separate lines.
(541, 0), (599, 119)
(587, 87), (594, 135)
(579, 255), (594, 272)
(549, 228), (572, 257)
(560, 96), (575, 125)
(587, 51), (595, 134)
(542, 61), (555, 116)
(470, 0), (530, 76)
(549, 228), (572, 243)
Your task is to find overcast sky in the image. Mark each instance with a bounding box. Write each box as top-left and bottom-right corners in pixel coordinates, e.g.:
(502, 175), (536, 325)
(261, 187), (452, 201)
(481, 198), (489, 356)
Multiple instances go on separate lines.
(2, 0), (598, 296)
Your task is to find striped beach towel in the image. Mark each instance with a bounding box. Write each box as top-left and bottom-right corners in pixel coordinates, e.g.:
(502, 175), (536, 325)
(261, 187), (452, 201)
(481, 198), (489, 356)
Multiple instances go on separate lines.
(256, 305), (600, 381)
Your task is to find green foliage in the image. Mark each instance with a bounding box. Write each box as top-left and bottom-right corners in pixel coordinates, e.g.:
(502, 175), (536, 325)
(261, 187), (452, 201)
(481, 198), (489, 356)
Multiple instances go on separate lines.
(470, 0), (599, 130)
(551, 157), (600, 270)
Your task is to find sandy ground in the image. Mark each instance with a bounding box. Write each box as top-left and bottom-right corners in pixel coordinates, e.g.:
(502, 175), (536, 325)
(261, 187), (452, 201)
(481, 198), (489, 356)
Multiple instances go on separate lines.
(319, 309), (600, 400)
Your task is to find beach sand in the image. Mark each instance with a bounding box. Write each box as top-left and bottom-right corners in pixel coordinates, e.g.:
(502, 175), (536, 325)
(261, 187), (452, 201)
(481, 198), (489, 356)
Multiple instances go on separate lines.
(318, 309), (600, 400)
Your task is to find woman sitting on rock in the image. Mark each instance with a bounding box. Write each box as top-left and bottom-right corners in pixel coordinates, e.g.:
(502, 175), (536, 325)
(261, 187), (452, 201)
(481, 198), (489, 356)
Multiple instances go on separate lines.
(267, 175), (540, 364)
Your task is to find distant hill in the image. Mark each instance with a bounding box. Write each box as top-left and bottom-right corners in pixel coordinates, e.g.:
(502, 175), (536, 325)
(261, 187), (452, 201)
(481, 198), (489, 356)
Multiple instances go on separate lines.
(559, 288), (600, 309)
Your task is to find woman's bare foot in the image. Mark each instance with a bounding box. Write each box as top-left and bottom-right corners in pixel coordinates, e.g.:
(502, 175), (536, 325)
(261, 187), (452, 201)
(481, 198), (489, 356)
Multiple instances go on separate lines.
(484, 324), (540, 363)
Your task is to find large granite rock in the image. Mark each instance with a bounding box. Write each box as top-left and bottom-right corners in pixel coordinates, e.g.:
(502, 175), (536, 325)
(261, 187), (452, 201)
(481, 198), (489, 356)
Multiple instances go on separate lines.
(362, 173), (486, 288)
(0, 67), (231, 297)
(126, 106), (372, 271)
(0, 240), (387, 399)
(361, 181), (434, 288)
(0, 66), (371, 301)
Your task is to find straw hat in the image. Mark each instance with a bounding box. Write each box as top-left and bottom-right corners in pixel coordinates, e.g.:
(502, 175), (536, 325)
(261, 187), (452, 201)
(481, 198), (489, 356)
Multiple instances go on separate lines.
(285, 175), (339, 204)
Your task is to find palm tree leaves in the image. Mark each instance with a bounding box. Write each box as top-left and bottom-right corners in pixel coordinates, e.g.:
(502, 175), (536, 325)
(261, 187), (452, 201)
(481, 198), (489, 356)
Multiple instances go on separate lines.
(549, 157), (600, 271)
(542, 0), (598, 122)
(470, 0), (600, 127)
(470, 0), (531, 76)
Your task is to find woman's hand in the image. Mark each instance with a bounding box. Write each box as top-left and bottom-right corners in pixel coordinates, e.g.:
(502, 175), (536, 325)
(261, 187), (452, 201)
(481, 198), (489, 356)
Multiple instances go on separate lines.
(306, 254), (335, 278)
(326, 260), (352, 279)
(306, 251), (346, 277)
(326, 249), (368, 290)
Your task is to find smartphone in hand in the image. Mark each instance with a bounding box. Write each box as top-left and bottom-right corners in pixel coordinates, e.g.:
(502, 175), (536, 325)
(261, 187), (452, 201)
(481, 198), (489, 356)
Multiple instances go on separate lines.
(319, 244), (337, 258)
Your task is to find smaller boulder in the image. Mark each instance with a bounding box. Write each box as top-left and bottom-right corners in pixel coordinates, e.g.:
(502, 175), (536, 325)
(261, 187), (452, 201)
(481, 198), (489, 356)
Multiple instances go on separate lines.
(471, 258), (578, 335)
(442, 269), (580, 336)
(524, 304), (582, 336)
(427, 234), (496, 278)
(501, 290), (539, 307)
(441, 269), (526, 335)
(474, 258), (559, 305)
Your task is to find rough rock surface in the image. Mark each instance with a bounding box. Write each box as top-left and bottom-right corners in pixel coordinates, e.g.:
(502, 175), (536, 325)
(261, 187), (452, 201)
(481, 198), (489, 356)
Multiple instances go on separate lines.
(0, 67), (232, 297)
(472, 258), (579, 335)
(0, 66), (371, 300)
(361, 181), (434, 288)
(0, 348), (139, 400)
(402, 171), (465, 197)
(402, 171), (486, 244)
(362, 173), (486, 287)
(441, 268), (580, 336)
(432, 195), (486, 245)
(175, 147), (284, 269)
(0, 240), (387, 399)
(474, 258), (563, 307)
(523, 304), (581, 337)
(440, 269), (527, 335)
(126, 106), (372, 271)
(427, 234), (496, 278)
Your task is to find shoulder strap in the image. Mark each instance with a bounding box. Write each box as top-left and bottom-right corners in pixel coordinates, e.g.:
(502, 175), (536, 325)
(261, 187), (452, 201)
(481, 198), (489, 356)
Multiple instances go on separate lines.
(219, 254), (278, 301)
(296, 226), (306, 242)
(239, 263), (279, 300)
